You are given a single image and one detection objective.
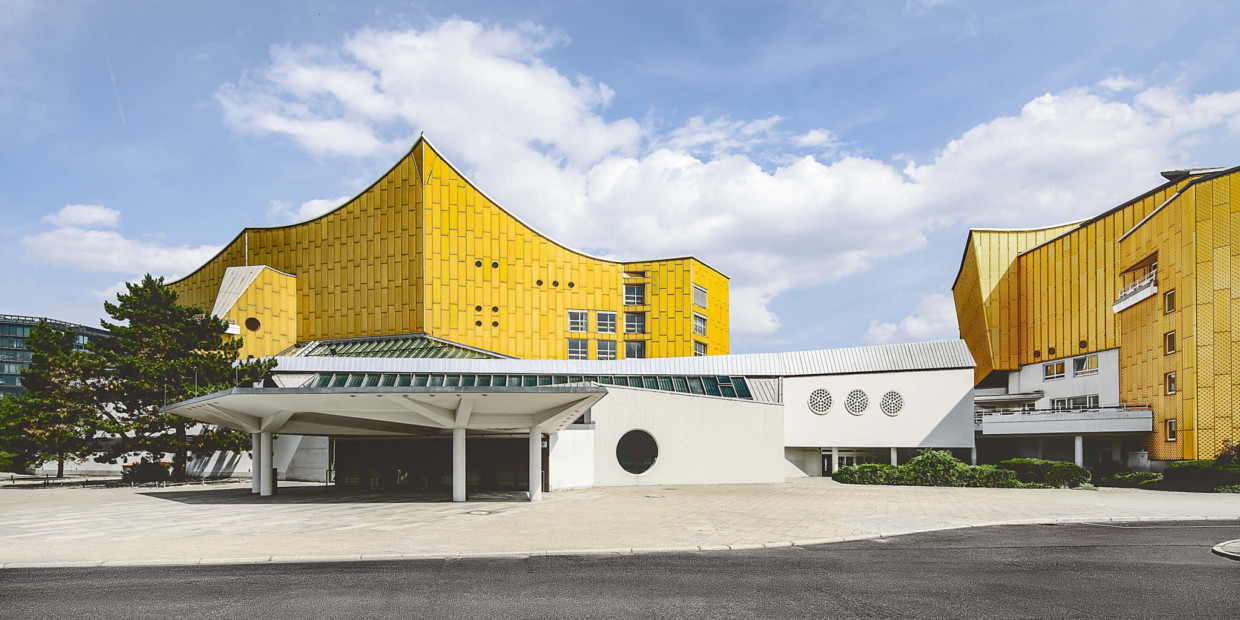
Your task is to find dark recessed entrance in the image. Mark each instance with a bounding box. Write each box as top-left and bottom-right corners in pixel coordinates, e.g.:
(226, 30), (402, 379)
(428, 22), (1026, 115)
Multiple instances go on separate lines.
(333, 436), (542, 492)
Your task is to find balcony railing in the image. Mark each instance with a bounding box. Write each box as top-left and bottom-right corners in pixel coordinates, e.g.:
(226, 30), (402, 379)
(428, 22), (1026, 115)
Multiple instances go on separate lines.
(1112, 269), (1157, 312)
(974, 403), (1151, 427)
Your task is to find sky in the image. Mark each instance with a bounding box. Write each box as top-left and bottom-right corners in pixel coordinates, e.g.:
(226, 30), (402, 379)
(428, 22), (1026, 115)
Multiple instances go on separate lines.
(4, 0), (1240, 353)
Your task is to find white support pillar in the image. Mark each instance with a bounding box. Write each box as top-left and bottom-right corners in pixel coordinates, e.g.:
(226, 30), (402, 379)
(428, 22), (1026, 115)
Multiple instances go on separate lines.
(830, 447), (839, 475)
(970, 447), (978, 466)
(1074, 435), (1084, 467)
(890, 447), (898, 466)
(259, 431), (273, 497)
(250, 433), (261, 494)
(1111, 438), (1122, 464)
(452, 427), (466, 502)
(529, 428), (542, 502)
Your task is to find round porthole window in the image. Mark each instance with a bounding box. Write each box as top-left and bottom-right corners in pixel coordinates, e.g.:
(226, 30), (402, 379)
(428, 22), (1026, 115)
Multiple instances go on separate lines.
(880, 391), (904, 416)
(244, 317), (261, 332)
(845, 389), (868, 415)
(616, 429), (658, 474)
(808, 389), (833, 415)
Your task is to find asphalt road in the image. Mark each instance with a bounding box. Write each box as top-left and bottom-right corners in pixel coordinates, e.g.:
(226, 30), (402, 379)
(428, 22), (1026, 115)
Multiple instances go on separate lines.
(2, 521), (1238, 619)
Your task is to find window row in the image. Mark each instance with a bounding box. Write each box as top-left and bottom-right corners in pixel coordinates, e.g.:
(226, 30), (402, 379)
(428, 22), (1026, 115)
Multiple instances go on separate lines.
(309, 372), (753, 398)
(566, 310), (646, 334)
(0, 325), (32, 337)
(1049, 394), (1099, 409)
(1042, 353), (1099, 381)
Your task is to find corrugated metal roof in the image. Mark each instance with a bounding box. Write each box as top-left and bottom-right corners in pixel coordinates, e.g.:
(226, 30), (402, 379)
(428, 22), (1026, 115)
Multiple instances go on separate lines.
(269, 339), (974, 377)
(294, 333), (508, 359)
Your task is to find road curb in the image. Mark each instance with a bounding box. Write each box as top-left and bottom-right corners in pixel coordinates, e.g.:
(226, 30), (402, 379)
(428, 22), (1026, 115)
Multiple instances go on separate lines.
(1211, 539), (1240, 561)
(4, 516), (1238, 570)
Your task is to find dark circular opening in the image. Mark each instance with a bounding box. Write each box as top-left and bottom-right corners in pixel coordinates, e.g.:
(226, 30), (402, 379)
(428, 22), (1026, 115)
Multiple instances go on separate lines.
(491, 261), (499, 268)
(1048, 346), (1057, 355)
(475, 320), (482, 327)
(536, 279), (543, 286)
(568, 282), (575, 288)
(1033, 350), (1042, 358)
(491, 306), (499, 312)
(491, 321), (499, 327)
(475, 305), (482, 312)
(244, 317), (261, 332)
(475, 260), (482, 267)
(552, 280), (559, 287)
(616, 430), (658, 475)
(1079, 340), (1088, 348)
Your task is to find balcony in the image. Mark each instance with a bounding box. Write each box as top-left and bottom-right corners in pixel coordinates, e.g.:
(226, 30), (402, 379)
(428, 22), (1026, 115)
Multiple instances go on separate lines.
(975, 403), (1153, 436)
(1111, 269), (1157, 313)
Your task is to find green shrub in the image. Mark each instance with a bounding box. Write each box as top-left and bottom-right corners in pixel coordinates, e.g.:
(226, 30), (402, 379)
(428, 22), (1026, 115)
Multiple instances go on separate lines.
(832, 463), (900, 485)
(121, 460), (170, 484)
(1160, 460), (1240, 491)
(1214, 484), (1240, 494)
(958, 464), (1020, 488)
(997, 458), (1091, 487)
(1215, 439), (1240, 467)
(901, 450), (968, 487)
(1096, 471), (1162, 488)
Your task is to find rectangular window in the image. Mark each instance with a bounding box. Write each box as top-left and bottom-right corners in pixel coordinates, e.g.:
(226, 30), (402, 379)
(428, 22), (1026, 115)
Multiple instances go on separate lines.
(568, 339), (588, 360)
(623, 284), (645, 305)
(1164, 289), (1176, 313)
(567, 310), (587, 332)
(625, 312), (646, 334)
(597, 340), (616, 360)
(1043, 361), (1065, 380)
(694, 341), (707, 356)
(625, 341), (645, 359)
(1166, 419), (1177, 442)
(1072, 354), (1098, 376)
(1164, 331), (1176, 354)
(693, 313), (707, 336)
(693, 284), (708, 308)
(1165, 371), (1177, 394)
(596, 311), (616, 333)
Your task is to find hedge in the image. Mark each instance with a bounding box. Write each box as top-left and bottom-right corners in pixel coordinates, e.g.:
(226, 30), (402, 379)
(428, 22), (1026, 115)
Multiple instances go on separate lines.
(1096, 471), (1162, 488)
(832, 451), (1019, 489)
(996, 458), (1091, 488)
(1153, 460), (1240, 491)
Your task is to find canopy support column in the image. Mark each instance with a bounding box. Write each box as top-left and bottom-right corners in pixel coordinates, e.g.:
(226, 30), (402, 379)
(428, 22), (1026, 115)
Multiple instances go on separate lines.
(251, 433), (261, 494)
(452, 428), (466, 502)
(259, 431), (273, 497)
(529, 428), (542, 502)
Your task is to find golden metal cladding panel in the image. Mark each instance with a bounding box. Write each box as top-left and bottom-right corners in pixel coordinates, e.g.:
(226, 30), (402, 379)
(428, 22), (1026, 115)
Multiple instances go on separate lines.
(219, 268), (298, 358)
(168, 137), (728, 360)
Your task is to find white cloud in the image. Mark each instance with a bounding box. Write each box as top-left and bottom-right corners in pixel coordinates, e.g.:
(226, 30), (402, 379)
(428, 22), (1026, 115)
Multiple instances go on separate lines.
(267, 195), (351, 222)
(864, 293), (959, 344)
(21, 206), (220, 278)
(214, 19), (1240, 339)
(1099, 75), (1143, 92)
(41, 204), (120, 228)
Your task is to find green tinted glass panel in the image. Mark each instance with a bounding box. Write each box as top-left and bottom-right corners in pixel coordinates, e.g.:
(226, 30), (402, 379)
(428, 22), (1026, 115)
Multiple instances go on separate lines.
(643, 377), (658, 389)
(460, 375), (476, 387)
(380, 375), (396, 387)
(732, 377), (752, 398)
(445, 375), (460, 387)
(569, 376), (584, 383)
(553, 375), (568, 384)
(492, 375), (506, 387)
(672, 377), (689, 392)
(687, 377), (705, 394)
(703, 377), (720, 396)
(347, 375), (364, 387)
(583, 376), (598, 383)
(537, 376), (552, 386)
(510, 375), (523, 386)
(413, 374), (429, 387)
(429, 375), (444, 386)
(716, 376), (732, 386)
(331, 374), (348, 387)
(523, 376), (538, 387)
(720, 384), (737, 398)
(476, 375), (491, 386)
(396, 375), (412, 387)
(316, 375), (332, 387)
(657, 377), (673, 391)
(364, 375), (381, 387)
(598, 376), (614, 385)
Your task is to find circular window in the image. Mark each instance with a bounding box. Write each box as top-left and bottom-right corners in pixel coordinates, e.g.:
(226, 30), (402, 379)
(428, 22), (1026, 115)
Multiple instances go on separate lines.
(474, 320), (482, 327)
(845, 390), (869, 415)
(807, 389), (832, 415)
(244, 317), (261, 332)
(616, 430), (658, 474)
(491, 306), (499, 313)
(880, 391), (904, 416)
(536, 279), (544, 286)
(568, 282), (575, 288)
(552, 280), (559, 287)
(474, 305), (482, 312)
(491, 321), (499, 327)
(491, 261), (499, 269)
(474, 260), (482, 268)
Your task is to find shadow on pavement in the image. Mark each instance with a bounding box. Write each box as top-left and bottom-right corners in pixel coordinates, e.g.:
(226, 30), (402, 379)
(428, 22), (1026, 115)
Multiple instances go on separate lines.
(140, 485), (531, 505)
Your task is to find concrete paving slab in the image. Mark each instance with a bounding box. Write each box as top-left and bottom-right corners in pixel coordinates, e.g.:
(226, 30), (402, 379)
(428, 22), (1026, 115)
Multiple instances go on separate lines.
(2, 478), (1238, 568)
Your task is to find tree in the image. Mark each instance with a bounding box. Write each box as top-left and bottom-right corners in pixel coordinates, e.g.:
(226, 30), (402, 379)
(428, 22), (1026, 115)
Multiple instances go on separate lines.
(93, 274), (275, 481)
(0, 321), (101, 477)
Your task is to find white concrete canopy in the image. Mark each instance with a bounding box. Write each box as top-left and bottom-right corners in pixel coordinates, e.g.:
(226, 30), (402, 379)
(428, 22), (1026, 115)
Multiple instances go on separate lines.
(162, 386), (607, 438)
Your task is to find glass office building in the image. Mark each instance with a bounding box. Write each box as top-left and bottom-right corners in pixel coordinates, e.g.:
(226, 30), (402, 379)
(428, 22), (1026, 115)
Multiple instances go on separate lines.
(0, 314), (110, 398)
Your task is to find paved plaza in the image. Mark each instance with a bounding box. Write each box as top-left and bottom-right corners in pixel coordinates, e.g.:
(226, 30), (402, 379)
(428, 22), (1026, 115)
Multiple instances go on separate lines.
(1, 478), (1238, 568)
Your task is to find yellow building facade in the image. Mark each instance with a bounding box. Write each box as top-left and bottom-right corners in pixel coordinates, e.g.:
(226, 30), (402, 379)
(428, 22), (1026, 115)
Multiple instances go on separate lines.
(169, 137), (729, 361)
(953, 168), (1240, 461)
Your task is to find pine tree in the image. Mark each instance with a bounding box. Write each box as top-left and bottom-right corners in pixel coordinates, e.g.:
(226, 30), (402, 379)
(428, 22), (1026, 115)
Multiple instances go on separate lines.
(0, 321), (100, 477)
(93, 274), (275, 480)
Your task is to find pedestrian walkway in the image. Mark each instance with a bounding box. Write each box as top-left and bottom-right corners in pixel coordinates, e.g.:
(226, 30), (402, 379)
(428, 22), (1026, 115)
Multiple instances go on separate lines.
(1, 478), (1237, 568)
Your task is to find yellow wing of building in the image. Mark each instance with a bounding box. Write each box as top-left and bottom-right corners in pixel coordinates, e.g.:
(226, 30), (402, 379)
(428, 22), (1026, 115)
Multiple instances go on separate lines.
(168, 137), (728, 362)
